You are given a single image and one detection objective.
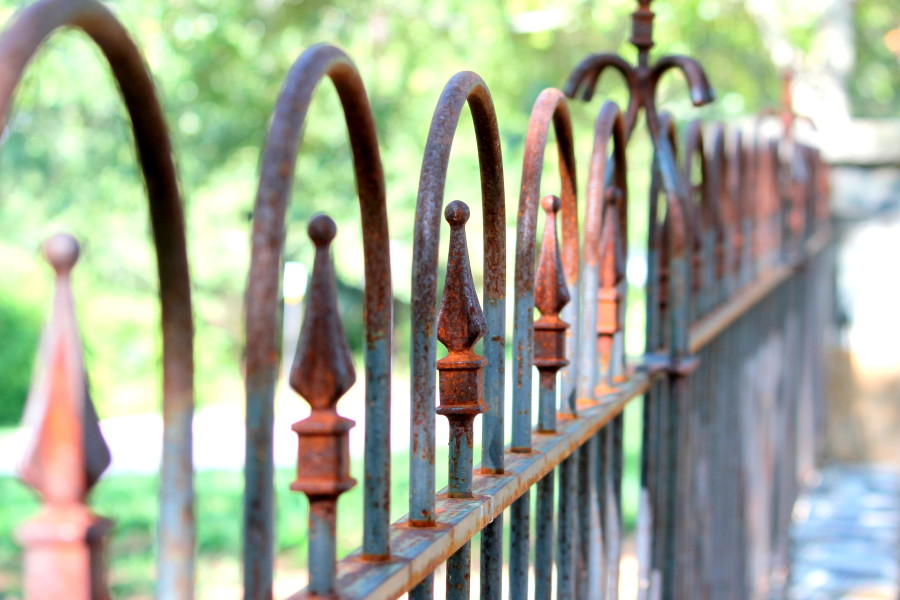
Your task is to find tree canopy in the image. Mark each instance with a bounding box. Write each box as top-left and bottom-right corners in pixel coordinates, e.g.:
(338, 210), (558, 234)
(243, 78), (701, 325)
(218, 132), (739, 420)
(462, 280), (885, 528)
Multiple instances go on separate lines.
(0, 0), (894, 422)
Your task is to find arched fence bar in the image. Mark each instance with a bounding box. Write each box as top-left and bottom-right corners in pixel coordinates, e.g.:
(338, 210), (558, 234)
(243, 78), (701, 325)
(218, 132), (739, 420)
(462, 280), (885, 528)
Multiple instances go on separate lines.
(0, 1), (195, 598)
(7, 0), (833, 599)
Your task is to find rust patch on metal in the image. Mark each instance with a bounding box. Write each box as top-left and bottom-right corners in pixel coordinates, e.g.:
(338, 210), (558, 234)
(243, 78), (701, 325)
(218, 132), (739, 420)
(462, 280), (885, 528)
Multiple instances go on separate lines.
(289, 215), (358, 597)
(436, 201), (488, 500)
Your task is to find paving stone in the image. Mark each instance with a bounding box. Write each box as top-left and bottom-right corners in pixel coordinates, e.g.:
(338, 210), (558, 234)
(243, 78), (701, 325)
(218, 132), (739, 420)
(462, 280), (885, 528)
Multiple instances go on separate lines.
(788, 465), (900, 599)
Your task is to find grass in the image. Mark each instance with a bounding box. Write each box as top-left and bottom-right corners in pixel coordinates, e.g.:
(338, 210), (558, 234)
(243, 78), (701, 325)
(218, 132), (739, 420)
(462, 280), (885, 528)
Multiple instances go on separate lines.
(0, 455), (418, 599)
(1, 401), (643, 598)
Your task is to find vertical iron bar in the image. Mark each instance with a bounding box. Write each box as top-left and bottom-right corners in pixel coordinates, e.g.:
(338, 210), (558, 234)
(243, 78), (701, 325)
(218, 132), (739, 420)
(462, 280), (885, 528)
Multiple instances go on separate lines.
(534, 192), (574, 600)
(510, 496), (531, 600)
(539, 374), (559, 432)
(308, 500), (338, 595)
(289, 215), (358, 598)
(608, 413), (624, 599)
(481, 517), (503, 600)
(535, 473), (555, 599)
(447, 543), (472, 600)
(411, 577), (434, 600)
(666, 248), (693, 599)
(556, 455), (577, 600)
(575, 444), (592, 599)
(434, 200), (488, 599)
(599, 426), (612, 600)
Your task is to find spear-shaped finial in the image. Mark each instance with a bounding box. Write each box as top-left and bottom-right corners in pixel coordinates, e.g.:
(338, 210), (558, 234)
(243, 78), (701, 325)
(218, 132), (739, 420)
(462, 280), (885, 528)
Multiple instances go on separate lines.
(534, 195), (570, 432)
(437, 200), (488, 500)
(438, 201), (488, 354)
(17, 233), (112, 600)
(289, 214), (357, 597)
(20, 234), (111, 499)
(289, 215), (357, 406)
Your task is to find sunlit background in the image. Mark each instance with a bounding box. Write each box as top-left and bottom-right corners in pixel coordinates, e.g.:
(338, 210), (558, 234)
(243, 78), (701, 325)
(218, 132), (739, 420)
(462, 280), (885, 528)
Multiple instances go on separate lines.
(0, 0), (898, 597)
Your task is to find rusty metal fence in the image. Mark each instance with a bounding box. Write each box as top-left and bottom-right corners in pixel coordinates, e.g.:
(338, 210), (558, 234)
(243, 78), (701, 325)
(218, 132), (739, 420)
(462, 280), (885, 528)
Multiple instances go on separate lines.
(7, 0), (833, 599)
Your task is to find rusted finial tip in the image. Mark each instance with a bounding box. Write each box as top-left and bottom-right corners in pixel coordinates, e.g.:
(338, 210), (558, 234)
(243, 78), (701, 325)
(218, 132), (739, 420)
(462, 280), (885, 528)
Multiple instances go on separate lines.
(43, 233), (80, 275)
(445, 200), (470, 227)
(541, 194), (561, 214)
(308, 214), (337, 247)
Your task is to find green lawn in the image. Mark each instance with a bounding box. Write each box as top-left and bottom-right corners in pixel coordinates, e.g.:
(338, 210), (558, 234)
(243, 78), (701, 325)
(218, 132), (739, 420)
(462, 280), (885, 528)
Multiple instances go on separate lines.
(1, 402), (642, 598)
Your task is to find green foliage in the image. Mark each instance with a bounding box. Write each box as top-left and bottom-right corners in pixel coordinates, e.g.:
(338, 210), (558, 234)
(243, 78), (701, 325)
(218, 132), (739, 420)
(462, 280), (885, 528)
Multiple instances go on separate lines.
(851, 0), (900, 118)
(0, 453), (432, 598)
(0, 0), (784, 417)
(0, 425), (642, 598)
(0, 294), (39, 425)
(0, 245), (46, 426)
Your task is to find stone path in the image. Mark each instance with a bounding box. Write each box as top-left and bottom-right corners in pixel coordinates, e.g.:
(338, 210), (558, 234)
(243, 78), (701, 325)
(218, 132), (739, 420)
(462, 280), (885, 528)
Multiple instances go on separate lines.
(789, 464), (900, 599)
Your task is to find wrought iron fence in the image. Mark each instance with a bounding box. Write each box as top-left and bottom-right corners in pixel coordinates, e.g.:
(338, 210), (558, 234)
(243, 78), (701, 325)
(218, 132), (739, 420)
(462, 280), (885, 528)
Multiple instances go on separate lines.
(7, 0), (832, 599)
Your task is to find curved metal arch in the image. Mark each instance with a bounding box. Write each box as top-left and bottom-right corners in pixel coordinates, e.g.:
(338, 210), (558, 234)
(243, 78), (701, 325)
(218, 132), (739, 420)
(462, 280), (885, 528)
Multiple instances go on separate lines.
(640, 56), (715, 141)
(576, 101), (628, 402)
(800, 143), (829, 232)
(705, 123), (739, 294)
(564, 53), (639, 130)
(726, 128), (753, 286)
(646, 112), (694, 355)
(785, 142), (811, 250)
(0, 0), (194, 597)
(564, 53), (634, 103)
(683, 120), (726, 315)
(651, 56), (715, 109)
(649, 113), (688, 257)
(778, 117), (822, 249)
(682, 121), (720, 237)
(707, 123), (733, 239)
(564, 52), (713, 140)
(510, 87), (577, 452)
(243, 43), (392, 596)
(409, 70), (505, 526)
(748, 122), (782, 265)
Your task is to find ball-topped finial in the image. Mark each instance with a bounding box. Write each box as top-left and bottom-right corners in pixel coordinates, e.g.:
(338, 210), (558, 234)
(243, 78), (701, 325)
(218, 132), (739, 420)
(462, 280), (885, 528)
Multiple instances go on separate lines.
(444, 200), (470, 227)
(43, 233), (80, 275)
(308, 214), (337, 247)
(541, 194), (561, 214)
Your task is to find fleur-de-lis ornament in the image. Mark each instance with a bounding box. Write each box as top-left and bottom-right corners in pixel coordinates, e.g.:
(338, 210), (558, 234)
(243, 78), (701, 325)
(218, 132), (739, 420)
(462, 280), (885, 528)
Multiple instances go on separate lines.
(565, 0), (714, 141)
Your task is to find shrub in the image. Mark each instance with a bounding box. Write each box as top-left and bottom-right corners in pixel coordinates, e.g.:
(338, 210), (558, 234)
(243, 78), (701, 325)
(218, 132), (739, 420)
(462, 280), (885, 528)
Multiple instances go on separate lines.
(0, 293), (41, 426)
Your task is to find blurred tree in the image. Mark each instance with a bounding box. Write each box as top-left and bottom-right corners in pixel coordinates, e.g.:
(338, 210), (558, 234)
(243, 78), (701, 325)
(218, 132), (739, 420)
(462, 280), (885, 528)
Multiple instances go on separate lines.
(852, 0), (900, 118)
(0, 0), (885, 420)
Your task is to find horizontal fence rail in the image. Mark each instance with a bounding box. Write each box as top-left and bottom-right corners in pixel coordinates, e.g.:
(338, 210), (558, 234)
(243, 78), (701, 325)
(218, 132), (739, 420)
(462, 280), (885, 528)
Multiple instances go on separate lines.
(7, 0), (834, 599)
